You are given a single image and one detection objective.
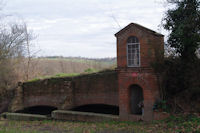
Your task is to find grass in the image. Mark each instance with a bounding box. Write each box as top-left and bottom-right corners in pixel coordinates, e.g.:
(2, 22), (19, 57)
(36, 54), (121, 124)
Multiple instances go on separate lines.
(53, 73), (80, 77)
(27, 73), (80, 82)
(26, 68), (112, 83)
(0, 114), (200, 133)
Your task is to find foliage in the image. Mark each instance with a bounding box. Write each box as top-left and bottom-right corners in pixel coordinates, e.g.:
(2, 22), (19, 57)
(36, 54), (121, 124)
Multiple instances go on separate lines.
(154, 100), (171, 112)
(26, 68), (116, 83)
(156, 0), (200, 101)
(54, 73), (79, 77)
(27, 73), (80, 82)
(163, 0), (200, 61)
(0, 59), (18, 90)
(84, 68), (97, 73)
(153, 56), (200, 100)
(163, 114), (200, 132)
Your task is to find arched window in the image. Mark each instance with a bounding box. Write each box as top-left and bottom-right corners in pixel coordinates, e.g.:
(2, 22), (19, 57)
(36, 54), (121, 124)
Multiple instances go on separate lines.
(127, 36), (140, 67)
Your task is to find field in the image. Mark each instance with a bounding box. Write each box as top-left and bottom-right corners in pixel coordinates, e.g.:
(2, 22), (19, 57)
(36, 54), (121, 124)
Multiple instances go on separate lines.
(0, 114), (200, 133)
(15, 56), (116, 82)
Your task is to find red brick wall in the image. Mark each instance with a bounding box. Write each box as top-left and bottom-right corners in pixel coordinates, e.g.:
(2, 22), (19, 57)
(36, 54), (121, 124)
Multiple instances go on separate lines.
(117, 68), (160, 121)
(116, 24), (164, 68)
(116, 23), (164, 121)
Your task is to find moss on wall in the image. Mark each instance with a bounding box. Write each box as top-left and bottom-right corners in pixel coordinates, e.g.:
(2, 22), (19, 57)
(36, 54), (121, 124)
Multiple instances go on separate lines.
(5, 69), (118, 113)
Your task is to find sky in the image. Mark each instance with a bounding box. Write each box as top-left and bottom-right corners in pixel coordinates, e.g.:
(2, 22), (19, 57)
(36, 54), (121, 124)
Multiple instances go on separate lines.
(3, 0), (167, 58)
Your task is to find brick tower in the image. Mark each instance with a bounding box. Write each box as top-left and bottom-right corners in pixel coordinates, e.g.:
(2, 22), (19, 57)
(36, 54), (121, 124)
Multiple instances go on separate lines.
(115, 23), (164, 121)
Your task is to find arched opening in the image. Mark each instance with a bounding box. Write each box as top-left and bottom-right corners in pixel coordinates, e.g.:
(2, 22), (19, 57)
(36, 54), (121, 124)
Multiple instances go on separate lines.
(70, 104), (119, 115)
(16, 106), (57, 115)
(129, 85), (144, 115)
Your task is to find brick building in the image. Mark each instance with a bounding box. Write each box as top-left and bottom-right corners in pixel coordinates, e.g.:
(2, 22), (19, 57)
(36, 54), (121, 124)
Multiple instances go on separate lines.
(1, 22), (166, 122)
(115, 23), (164, 121)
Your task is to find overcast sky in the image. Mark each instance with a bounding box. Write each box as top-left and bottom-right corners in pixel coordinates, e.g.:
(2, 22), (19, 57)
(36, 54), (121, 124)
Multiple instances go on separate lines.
(4, 0), (167, 58)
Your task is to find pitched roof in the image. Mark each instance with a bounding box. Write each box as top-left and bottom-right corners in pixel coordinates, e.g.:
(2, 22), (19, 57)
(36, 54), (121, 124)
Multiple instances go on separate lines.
(115, 23), (164, 37)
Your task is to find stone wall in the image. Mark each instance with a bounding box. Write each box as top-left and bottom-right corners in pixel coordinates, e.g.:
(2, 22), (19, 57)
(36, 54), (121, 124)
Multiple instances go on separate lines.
(73, 70), (118, 107)
(8, 70), (118, 113)
(0, 90), (14, 113)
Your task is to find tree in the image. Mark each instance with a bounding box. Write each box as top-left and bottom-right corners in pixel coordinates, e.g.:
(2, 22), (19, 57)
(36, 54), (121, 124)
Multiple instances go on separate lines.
(0, 24), (26, 59)
(163, 0), (200, 61)
(158, 0), (200, 99)
(0, 21), (35, 90)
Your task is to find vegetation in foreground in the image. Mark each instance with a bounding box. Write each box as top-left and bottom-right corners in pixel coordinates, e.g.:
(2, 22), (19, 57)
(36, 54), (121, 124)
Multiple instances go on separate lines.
(0, 114), (200, 133)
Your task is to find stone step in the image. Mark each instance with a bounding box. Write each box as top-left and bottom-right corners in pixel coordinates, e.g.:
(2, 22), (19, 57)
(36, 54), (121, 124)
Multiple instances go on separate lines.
(52, 110), (119, 122)
(1, 112), (50, 121)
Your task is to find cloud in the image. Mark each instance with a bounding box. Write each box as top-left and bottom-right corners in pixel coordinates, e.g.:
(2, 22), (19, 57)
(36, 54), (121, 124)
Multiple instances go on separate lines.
(4, 0), (166, 58)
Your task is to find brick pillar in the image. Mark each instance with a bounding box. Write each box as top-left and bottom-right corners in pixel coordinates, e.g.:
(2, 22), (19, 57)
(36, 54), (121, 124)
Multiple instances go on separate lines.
(143, 100), (154, 121)
(118, 72), (130, 120)
(119, 87), (129, 120)
(142, 87), (155, 121)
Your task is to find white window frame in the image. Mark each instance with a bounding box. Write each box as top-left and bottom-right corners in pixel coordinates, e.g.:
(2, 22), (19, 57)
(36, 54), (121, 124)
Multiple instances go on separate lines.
(127, 37), (140, 67)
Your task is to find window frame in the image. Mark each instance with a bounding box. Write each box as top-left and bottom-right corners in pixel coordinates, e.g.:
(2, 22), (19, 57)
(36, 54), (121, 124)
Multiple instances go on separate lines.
(126, 37), (140, 67)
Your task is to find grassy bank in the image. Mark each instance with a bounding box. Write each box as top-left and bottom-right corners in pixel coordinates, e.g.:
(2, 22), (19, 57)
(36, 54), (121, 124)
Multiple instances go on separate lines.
(0, 114), (200, 133)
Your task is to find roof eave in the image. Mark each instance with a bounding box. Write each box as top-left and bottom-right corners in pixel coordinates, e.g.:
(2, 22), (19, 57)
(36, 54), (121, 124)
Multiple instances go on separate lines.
(114, 23), (164, 37)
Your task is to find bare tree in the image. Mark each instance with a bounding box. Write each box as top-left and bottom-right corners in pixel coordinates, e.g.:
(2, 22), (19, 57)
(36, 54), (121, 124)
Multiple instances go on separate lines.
(22, 23), (37, 81)
(0, 20), (35, 90)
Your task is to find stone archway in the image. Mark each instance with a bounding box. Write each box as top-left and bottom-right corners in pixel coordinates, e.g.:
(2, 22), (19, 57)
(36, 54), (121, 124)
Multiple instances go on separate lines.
(129, 84), (144, 115)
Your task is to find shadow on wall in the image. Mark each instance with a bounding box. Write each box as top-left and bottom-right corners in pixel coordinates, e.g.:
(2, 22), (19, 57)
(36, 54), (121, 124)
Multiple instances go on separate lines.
(15, 106), (57, 115)
(70, 104), (119, 115)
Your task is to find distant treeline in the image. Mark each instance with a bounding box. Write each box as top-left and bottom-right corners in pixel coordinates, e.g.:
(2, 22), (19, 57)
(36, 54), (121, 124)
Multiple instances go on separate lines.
(38, 56), (116, 63)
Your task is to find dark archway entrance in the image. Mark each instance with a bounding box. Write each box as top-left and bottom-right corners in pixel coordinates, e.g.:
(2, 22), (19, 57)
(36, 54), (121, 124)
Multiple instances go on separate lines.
(129, 85), (144, 115)
(70, 104), (119, 115)
(16, 106), (57, 115)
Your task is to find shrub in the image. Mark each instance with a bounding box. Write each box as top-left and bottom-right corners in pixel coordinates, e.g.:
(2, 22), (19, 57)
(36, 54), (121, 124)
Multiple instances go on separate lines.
(153, 56), (200, 99)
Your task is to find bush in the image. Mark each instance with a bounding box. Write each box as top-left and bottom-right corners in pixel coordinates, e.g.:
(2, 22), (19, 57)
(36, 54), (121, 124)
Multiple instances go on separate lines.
(153, 56), (200, 99)
(0, 59), (18, 90)
(154, 100), (171, 112)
